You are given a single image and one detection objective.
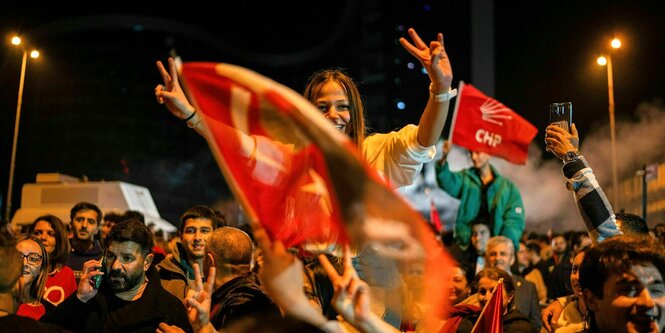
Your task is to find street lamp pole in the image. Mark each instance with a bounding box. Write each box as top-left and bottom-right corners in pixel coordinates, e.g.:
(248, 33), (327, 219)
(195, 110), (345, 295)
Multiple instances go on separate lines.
(5, 49), (28, 222)
(606, 55), (619, 208)
(597, 37), (621, 208)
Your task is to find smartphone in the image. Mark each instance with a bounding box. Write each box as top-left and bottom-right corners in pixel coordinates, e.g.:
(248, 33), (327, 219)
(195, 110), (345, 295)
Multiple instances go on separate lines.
(549, 102), (573, 133)
(93, 256), (106, 290)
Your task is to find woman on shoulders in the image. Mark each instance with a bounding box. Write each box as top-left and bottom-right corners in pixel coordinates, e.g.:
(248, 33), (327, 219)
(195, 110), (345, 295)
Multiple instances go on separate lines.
(155, 28), (454, 190)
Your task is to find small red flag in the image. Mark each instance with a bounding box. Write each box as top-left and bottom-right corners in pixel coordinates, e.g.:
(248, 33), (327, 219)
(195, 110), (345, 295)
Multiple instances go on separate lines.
(450, 82), (537, 164)
(430, 199), (443, 232)
(471, 279), (504, 333)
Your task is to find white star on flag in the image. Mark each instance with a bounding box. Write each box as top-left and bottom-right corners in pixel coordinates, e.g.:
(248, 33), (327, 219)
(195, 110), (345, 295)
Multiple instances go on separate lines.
(300, 169), (332, 215)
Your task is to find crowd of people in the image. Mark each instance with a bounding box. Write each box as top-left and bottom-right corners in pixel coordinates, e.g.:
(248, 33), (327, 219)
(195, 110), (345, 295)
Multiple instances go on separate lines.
(0, 26), (663, 333)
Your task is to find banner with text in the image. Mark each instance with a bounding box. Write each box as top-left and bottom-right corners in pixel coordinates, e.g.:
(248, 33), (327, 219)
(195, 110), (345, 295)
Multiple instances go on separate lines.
(449, 82), (537, 164)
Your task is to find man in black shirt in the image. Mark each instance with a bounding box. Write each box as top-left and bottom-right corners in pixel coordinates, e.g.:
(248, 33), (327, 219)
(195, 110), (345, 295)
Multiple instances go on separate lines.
(42, 219), (192, 333)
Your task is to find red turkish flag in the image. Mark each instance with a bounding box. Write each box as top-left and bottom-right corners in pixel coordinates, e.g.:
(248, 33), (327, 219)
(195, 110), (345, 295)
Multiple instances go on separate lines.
(179, 63), (349, 247)
(449, 82), (537, 164)
(179, 62), (454, 331)
(471, 278), (504, 333)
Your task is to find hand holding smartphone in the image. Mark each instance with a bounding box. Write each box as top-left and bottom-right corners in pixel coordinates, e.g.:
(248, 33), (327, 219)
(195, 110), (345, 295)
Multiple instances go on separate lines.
(549, 102), (573, 133)
(92, 256), (106, 290)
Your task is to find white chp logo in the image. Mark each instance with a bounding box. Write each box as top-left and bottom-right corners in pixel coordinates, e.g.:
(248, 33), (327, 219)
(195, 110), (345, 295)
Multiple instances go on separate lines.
(475, 98), (512, 147)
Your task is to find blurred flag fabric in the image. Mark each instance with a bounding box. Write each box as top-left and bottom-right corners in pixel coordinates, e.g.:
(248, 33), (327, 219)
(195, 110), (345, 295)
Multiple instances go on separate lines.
(471, 278), (504, 333)
(179, 62), (454, 330)
(449, 82), (537, 164)
(182, 63), (343, 247)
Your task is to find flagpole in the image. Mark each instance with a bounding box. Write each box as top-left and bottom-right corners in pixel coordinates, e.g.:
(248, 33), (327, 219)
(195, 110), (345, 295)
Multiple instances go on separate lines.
(470, 278), (504, 333)
(447, 81), (465, 142)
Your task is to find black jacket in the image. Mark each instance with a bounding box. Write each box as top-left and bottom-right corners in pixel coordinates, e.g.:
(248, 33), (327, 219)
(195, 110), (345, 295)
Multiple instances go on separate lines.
(547, 256), (573, 299)
(209, 272), (280, 329)
(502, 308), (540, 333)
(1, 314), (73, 333)
(41, 267), (192, 333)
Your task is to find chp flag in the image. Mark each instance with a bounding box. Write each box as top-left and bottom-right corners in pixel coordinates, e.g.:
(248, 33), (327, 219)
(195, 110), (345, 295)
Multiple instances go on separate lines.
(449, 82), (537, 164)
(178, 62), (454, 331)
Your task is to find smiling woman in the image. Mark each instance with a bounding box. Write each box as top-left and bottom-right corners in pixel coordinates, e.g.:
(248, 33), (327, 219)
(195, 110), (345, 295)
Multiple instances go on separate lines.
(304, 69), (364, 149)
(156, 27), (454, 193)
(15, 237), (51, 320)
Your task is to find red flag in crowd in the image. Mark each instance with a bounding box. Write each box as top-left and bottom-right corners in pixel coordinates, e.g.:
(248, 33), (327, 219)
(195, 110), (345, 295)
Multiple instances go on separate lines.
(471, 278), (504, 333)
(179, 62), (454, 331)
(430, 198), (443, 232)
(449, 82), (537, 164)
(180, 63), (344, 247)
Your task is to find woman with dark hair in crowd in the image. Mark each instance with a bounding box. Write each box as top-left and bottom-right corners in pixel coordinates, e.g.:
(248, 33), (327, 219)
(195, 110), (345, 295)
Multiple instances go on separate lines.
(438, 261), (475, 332)
(15, 236), (53, 319)
(451, 267), (538, 333)
(26, 215), (77, 306)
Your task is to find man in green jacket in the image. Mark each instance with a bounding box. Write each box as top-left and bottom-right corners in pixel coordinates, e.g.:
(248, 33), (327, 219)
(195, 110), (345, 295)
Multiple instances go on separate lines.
(436, 142), (525, 249)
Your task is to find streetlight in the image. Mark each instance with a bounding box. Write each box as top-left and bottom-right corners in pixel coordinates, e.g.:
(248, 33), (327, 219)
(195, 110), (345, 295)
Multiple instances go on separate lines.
(5, 35), (40, 222)
(597, 37), (621, 208)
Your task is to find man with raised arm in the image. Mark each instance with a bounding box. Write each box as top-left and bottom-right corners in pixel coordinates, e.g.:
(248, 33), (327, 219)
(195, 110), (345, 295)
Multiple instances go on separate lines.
(541, 123), (623, 331)
(544, 124), (621, 243)
(436, 141), (526, 250)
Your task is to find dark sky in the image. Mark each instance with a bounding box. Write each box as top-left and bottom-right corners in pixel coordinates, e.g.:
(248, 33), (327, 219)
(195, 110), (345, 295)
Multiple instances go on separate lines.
(1, 1), (663, 225)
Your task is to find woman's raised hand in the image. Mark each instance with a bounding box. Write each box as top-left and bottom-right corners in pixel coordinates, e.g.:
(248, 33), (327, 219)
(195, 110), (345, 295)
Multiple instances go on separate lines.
(155, 57), (196, 120)
(399, 28), (453, 94)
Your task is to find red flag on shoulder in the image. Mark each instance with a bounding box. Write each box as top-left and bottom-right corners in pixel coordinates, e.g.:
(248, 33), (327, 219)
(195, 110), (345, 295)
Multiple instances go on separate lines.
(471, 278), (504, 333)
(449, 82), (537, 164)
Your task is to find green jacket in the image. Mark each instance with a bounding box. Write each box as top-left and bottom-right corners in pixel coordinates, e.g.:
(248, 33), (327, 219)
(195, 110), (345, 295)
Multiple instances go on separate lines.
(435, 162), (525, 248)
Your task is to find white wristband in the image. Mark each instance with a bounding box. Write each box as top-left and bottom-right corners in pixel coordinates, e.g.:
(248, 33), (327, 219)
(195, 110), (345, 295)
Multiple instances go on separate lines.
(429, 84), (457, 102)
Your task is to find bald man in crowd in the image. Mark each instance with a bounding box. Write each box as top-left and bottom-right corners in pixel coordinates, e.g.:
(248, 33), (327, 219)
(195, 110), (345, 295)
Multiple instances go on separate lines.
(205, 227), (279, 329)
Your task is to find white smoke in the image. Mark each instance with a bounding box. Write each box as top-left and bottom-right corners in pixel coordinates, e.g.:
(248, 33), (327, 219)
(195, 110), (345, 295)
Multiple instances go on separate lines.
(497, 100), (665, 232)
(492, 144), (581, 233)
(582, 101), (665, 183)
